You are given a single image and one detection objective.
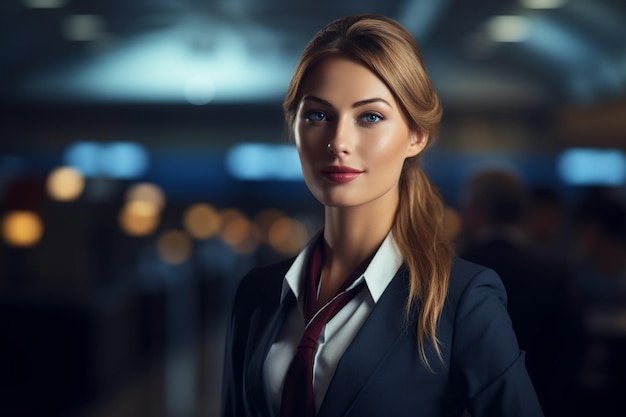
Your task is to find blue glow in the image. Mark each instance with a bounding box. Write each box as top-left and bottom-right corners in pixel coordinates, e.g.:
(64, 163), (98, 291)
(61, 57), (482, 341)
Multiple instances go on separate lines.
(521, 16), (622, 100)
(101, 142), (150, 178)
(525, 17), (593, 67)
(64, 141), (149, 179)
(64, 142), (101, 176)
(21, 22), (292, 103)
(226, 143), (302, 181)
(557, 148), (626, 186)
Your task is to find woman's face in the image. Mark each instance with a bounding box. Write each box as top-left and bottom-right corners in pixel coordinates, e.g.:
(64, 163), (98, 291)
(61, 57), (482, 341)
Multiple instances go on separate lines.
(294, 56), (426, 209)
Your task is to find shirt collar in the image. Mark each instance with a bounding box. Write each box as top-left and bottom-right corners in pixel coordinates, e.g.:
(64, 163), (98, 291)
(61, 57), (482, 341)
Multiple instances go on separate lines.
(281, 230), (404, 304)
(282, 229), (322, 303)
(363, 232), (404, 302)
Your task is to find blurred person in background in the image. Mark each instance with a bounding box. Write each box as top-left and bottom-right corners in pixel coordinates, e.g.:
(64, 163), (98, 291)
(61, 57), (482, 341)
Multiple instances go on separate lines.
(221, 14), (542, 417)
(570, 189), (626, 417)
(458, 168), (583, 417)
(527, 186), (570, 259)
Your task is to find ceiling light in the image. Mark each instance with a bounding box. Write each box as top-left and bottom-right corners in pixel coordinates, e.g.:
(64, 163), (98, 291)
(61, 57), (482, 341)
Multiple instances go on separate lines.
(21, 0), (67, 8)
(19, 23), (292, 103)
(184, 76), (216, 105)
(486, 15), (530, 42)
(520, 0), (567, 9)
(62, 14), (104, 41)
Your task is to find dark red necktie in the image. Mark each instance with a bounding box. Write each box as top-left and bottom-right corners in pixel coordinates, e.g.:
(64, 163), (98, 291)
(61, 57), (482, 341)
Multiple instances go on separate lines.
(279, 237), (371, 417)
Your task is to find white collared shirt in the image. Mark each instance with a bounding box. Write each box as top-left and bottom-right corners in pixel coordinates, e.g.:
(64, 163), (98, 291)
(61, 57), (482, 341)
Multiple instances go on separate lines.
(263, 231), (404, 415)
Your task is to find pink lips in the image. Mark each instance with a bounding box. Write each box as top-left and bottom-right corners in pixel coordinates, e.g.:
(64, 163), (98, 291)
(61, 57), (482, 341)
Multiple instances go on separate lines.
(320, 166), (364, 183)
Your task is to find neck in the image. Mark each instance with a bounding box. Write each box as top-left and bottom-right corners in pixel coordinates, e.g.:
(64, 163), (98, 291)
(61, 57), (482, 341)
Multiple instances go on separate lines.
(314, 190), (399, 306)
(322, 197), (396, 273)
(324, 208), (394, 265)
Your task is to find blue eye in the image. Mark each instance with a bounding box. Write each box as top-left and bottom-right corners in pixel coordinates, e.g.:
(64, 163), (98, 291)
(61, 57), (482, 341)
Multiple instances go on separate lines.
(361, 113), (382, 124)
(305, 111), (327, 122)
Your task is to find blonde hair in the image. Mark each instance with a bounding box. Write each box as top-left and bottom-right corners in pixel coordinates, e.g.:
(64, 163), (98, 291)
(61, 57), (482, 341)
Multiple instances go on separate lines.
(283, 14), (452, 368)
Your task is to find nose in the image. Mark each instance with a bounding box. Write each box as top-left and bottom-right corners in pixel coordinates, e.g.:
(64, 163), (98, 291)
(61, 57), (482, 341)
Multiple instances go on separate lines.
(327, 118), (353, 155)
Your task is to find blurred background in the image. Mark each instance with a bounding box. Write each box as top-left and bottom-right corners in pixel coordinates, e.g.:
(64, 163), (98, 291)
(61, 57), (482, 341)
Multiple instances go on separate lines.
(1, 0), (625, 416)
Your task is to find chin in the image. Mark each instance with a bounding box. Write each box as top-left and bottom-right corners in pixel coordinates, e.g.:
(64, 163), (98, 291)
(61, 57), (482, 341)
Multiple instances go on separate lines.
(315, 193), (364, 209)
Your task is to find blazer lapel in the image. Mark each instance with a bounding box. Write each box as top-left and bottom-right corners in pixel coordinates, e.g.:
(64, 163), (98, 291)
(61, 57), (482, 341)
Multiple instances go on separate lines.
(318, 266), (411, 417)
(245, 291), (296, 417)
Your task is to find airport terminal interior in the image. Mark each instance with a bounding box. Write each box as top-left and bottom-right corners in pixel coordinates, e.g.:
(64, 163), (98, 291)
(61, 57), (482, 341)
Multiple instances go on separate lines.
(1, 0), (625, 416)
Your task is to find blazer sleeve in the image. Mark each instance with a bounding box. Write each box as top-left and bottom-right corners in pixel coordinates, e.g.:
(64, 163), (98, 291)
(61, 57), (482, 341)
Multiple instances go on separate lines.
(450, 266), (545, 417)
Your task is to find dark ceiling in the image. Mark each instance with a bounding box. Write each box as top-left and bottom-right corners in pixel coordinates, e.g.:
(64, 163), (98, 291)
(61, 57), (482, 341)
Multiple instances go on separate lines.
(1, 0), (625, 110)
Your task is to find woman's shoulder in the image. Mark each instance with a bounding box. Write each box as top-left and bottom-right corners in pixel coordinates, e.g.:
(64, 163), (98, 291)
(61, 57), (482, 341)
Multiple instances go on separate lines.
(234, 256), (297, 303)
(446, 256), (507, 306)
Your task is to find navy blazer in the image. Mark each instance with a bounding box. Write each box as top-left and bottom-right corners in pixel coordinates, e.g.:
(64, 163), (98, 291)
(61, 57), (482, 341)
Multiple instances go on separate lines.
(221, 256), (544, 417)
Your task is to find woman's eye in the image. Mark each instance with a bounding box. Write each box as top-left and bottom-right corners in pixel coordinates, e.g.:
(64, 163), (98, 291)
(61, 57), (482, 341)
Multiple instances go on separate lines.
(361, 113), (383, 124)
(305, 111), (327, 122)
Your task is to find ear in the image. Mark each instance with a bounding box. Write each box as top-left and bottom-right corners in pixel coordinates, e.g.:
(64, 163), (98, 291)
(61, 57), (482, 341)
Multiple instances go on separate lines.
(406, 129), (428, 158)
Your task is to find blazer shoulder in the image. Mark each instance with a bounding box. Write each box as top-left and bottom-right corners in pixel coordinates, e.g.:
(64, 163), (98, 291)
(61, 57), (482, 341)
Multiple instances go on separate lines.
(234, 256), (296, 305)
(450, 256), (492, 279)
(446, 256), (506, 306)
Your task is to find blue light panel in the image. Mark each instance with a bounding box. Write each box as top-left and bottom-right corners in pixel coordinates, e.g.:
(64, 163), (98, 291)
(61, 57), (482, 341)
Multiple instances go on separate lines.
(557, 148), (626, 186)
(64, 141), (150, 179)
(225, 143), (302, 181)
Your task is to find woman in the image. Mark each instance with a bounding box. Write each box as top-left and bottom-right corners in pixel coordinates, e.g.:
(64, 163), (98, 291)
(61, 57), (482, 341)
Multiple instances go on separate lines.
(221, 14), (543, 417)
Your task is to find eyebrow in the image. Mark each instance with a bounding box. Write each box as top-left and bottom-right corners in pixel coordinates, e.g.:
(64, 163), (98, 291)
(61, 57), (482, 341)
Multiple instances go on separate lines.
(301, 95), (392, 108)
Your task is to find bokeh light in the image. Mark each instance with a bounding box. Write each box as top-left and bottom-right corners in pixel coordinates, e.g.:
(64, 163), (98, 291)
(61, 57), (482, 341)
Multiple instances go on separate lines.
(1, 210), (44, 247)
(221, 215), (251, 246)
(268, 217), (309, 255)
(119, 200), (160, 237)
(64, 141), (150, 179)
(225, 143), (302, 181)
(125, 182), (166, 211)
(156, 229), (193, 265)
(46, 166), (85, 202)
(62, 14), (105, 42)
(254, 208), (287, 242)
(183, 203), (221, 239)
(520, 0), (567, 9)
(487, 16), (530, 42)
(219, 209), (261, 254)
(557, 148), (626, 186)
(119, 182), (166, 236)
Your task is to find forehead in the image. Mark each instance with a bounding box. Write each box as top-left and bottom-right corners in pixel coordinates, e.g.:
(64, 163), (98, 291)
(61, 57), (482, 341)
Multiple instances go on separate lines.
(299, 56), (395, 104)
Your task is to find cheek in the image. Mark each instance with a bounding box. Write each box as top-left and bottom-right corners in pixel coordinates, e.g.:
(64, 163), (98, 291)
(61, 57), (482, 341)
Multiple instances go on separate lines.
(359, 128), (409, 165)
(294, 123), (309, 157)
(295, 131), (322, 169)
(296, 121), (330, 153)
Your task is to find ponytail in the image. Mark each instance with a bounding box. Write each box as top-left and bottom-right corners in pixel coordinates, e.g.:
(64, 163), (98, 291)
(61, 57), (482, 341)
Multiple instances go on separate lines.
(392, 158), (452, 369)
